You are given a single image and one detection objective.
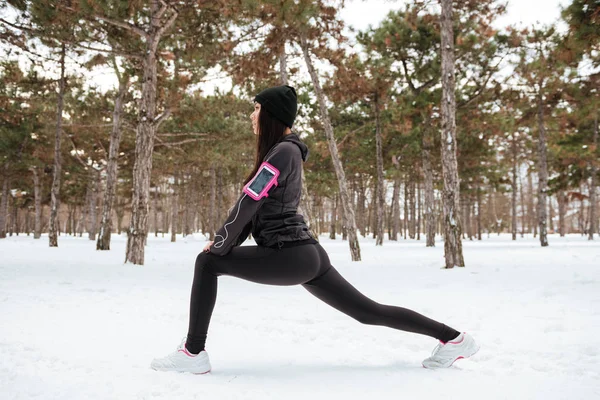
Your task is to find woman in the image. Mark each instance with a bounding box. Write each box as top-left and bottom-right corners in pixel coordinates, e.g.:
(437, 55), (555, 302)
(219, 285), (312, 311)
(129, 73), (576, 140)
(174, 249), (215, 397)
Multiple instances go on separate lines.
(151, 85), (480, 374)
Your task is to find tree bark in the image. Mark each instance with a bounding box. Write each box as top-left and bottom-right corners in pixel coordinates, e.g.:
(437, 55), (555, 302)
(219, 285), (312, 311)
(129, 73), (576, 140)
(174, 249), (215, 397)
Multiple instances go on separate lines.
(403, 178), (408, 239)
(512, 135), (518, 240)
(126, 1), (178, 265)
(536, 93), (549, 246)
(279, 45), (289, 86)
(330, 194), (338, 240)
(589, 112), (598, 240)
(300, 34), (360, 261)
(374, 93), (385, 246)
(88, 171), (100, 241)
(409, 179), (416, 239)
(31, 167), (42, 239)
(171, 172), (179, 243)
(49, 43), (66, 248)
(440, 0), (465, 268)
(527, 171), (536, 236)
(519, 172), (525, 237)
(423, 132), (435, 247)
(558, 189), (566, 236)
(357, 177), (366, 237)
(417, 182), (421, 240)
(209, 164), (216, 240)
(154, 185), (159, 237)
(97, 72), (128, 250)
(391, 173), (401, 241)
(465, 196), (472, 240)
(1, 166), (9, 239)
(10, 199), (18, 236)
(548, 195), (554, 233)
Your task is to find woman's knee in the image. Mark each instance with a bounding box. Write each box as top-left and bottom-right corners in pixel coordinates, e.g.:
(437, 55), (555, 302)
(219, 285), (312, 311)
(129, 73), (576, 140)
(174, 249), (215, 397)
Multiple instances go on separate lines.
(195, 252), (217, 276)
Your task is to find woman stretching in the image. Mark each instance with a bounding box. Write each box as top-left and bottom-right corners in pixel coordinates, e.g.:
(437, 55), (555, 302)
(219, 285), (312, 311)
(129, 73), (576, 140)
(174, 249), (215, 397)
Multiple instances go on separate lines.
(151, 85), (480, 373)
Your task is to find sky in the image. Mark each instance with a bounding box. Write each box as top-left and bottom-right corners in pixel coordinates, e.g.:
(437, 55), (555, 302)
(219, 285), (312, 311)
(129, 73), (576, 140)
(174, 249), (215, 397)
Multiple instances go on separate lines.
(3, 0), (570, 94)
(340, 0), (569, 33)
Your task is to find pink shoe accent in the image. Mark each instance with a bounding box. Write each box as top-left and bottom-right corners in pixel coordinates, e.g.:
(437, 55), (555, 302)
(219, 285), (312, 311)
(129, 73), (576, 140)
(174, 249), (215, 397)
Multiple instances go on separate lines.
(449, 356), (464, 367)
(448, 332), (465, 345)
(178, 344), (198, 357)
(193, 369), (211, 375)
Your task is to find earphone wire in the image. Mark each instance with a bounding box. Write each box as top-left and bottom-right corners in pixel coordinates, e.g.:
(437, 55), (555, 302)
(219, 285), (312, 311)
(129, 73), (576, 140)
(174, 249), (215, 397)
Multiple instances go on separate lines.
(213, 193), (248, 248)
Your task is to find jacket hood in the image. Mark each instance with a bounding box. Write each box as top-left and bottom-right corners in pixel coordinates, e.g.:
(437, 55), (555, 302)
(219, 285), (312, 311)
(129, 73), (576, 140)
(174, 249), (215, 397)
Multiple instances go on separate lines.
(281, 132), (309, 162)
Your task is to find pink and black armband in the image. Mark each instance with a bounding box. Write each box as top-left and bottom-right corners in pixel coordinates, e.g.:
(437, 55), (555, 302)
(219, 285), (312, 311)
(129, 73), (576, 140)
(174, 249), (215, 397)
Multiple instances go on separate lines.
(243, 162), (280, 201)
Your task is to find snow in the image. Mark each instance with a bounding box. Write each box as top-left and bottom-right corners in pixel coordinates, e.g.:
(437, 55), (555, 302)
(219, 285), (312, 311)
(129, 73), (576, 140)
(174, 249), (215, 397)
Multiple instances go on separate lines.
(1, 233), (599, 400)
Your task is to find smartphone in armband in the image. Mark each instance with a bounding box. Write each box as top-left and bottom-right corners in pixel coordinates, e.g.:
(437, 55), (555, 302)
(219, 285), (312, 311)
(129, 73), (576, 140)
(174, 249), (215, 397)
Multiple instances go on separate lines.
(243, 162), (280, 200)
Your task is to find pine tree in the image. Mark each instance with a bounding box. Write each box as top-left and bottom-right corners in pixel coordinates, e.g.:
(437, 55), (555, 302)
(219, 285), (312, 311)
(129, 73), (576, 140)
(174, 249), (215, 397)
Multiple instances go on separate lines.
(440, 0), (464, 267)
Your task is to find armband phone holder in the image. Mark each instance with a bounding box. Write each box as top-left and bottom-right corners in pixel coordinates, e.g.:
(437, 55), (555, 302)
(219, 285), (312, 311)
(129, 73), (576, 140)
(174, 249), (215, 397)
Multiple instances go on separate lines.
(243, 162), (280, 200)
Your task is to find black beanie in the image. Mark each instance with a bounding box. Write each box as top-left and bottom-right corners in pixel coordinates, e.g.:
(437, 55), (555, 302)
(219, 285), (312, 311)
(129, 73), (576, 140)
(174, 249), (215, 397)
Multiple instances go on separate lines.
(254, 85), (298, 128)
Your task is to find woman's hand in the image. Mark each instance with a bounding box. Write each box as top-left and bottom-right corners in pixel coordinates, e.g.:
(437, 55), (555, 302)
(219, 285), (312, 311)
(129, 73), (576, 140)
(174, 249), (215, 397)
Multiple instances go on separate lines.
(203, 241), (214, 253)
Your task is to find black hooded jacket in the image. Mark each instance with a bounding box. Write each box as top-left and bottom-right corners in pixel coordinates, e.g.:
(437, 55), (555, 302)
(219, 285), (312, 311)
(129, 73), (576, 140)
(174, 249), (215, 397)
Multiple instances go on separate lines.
(210, 133), (315, 256)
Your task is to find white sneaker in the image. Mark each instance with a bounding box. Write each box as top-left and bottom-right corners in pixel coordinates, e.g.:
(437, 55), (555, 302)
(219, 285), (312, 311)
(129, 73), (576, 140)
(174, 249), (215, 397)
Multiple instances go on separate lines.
(422, 332), (480, 369)
(150, 337), (212, 374)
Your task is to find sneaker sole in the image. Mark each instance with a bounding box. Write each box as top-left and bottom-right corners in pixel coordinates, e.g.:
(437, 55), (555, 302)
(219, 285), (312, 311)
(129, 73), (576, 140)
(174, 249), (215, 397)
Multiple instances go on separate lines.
(422, 343), (480, 369)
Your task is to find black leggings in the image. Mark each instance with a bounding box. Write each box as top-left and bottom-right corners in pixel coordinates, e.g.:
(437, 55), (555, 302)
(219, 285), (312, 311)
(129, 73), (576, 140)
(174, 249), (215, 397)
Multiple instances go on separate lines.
(186, 243), (459, 353)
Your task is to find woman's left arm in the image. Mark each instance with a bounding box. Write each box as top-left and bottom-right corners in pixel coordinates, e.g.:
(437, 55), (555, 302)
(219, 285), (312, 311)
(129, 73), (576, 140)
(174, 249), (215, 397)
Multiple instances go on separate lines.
(209, 143), (294, 256)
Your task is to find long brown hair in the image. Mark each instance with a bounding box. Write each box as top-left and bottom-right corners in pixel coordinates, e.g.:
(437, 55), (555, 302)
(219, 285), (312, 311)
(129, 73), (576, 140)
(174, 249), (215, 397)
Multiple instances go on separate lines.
(244, 107), (288, 185)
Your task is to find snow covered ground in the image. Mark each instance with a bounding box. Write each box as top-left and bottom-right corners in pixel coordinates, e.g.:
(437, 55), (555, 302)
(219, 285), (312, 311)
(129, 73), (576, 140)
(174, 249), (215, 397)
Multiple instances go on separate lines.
(1, 233), (599, 400)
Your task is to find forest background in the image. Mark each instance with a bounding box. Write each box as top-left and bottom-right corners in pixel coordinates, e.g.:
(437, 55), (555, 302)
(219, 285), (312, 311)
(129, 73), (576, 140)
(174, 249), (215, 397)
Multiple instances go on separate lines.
(0, 0), (598, 266)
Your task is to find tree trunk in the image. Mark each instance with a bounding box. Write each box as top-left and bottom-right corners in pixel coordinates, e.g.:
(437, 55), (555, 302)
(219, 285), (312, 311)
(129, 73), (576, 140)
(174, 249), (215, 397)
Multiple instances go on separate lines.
(209, 164), (216, 240)
(512, 135), (518, 240)
(589, 112), (598, 240)
(31, 167), (42, 239)
(579, 185), (585, 235)
(279, 45), (289, 86)
(98, 72), (128, 250)
(49, 43), (66, 248)
(125, 1), (178, 265)
(465, 196), (472, 240)
(403, 179), (409, 239)
(154, 185), (159, 237)
(0, 167), (9, 239)
(10, 200), (18, 236)
(548, 195), (554, 233)
(440, 0), (464, 268)
(300, 34), (360, 261)
(357, 177), (366, 237)
(558, 189), (566, 237)
(88, 171), (100, 241)
(536, 93), (549, 246)
(78, 204), (85, 237)
(116, 198), (124, 235)
(423, 132), (435, 247)
(374, 94), (385, 246)
(476, 182), (482, 240)
(417, 182), (421, 240)
(171, 172), (179, 243)
(25, 208), (31, 236)
(330, 194), (338, 240)
(519, 172), (525, 237)
(409, 179), (416, 239)
(526, 172), (534, 235)
(391, 173), (401, 241)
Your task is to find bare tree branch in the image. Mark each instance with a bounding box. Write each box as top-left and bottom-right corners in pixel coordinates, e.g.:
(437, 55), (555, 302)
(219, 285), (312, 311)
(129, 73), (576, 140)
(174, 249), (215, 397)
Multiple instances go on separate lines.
(154, 138), (210, 147)
(154, 108), (172, 129)
(157, 132), (209, 137)
(94, 14), (149, 40)
(154, 8), (178, 43)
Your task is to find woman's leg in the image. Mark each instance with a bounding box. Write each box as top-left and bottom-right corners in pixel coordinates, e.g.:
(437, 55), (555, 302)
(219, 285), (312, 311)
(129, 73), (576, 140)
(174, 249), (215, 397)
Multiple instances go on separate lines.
(186, 245), (321, 353)
(301, 244), (460, 342)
